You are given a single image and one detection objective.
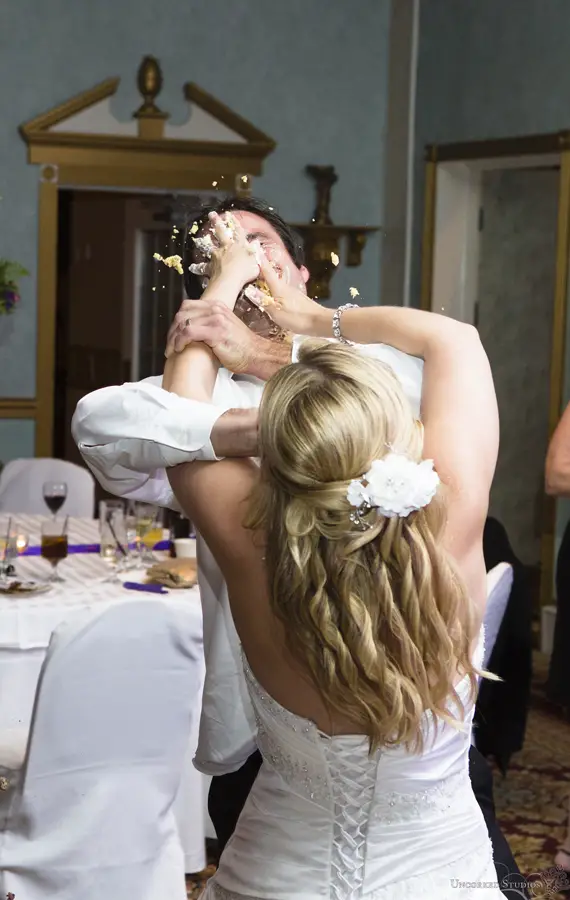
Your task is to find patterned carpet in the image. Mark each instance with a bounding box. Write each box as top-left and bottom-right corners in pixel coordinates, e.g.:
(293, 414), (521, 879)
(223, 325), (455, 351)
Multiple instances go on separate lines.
(186, 652), (570, 898)
(492, 653), (570, 898)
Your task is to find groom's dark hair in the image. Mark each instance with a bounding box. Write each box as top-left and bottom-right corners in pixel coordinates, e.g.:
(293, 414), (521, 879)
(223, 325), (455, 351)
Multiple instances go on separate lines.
(182, 196), (305, 299)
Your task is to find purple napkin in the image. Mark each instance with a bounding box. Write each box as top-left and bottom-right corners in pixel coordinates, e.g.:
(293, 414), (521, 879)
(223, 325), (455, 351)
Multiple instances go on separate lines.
(123, 582), (168, 595)
(22, 540), (171, 557)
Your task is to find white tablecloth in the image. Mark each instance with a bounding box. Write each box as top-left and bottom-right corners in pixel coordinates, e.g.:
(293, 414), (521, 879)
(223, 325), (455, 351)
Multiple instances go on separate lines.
(0, 515), (209, 873)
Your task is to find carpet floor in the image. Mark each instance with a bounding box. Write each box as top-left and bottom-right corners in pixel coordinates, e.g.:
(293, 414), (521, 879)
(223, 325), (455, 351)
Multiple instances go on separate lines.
(186, 652), (570, 898)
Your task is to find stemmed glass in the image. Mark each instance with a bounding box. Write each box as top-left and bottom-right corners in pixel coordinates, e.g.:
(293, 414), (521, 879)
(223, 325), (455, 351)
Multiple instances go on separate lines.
(99, 500), (128, 581)
(43, 482), (67, 518)
(41, 518), (68, 583)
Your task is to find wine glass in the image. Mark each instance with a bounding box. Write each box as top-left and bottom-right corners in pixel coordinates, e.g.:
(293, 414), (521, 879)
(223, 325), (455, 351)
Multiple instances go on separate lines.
(99, 500), (128, 581)
(43, 481), (67, 518)
(41, 518), (68, 583)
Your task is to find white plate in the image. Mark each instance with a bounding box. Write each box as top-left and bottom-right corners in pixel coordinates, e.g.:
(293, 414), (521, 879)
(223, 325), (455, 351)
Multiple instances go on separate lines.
(0, 580), (52, 597)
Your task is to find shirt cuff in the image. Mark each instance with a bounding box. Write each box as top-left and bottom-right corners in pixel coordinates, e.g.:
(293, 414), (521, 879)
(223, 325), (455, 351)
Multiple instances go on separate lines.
(291, 335), (308, 363)
(73, 382), (231, 467)
(127, 389), (229, 465)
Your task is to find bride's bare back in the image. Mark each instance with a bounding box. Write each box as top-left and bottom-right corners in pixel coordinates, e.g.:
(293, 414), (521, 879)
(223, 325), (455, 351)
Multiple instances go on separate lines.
(170, 321), (498, 745)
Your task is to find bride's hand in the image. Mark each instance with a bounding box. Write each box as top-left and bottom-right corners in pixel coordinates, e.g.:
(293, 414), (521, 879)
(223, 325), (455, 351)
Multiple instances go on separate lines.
(190, 212), (260, 303)
(250, 255), (329, 337)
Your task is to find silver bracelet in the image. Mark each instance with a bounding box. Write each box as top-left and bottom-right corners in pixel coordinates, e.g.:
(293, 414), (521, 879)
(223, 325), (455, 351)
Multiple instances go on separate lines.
(332, 303), (359, 344)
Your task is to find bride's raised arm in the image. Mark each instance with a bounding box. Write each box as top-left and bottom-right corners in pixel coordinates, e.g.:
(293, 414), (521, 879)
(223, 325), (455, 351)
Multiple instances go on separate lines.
(259, 257), (499, 609)
(334, 308), (497, 606)
(163, 334), (261, 586)
(315, 306), (499, 555)
(162, 216), (264, 589)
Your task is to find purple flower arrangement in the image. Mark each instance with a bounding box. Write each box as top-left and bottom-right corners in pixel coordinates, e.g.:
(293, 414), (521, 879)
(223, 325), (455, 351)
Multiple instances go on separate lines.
(0, 260), (28, 315)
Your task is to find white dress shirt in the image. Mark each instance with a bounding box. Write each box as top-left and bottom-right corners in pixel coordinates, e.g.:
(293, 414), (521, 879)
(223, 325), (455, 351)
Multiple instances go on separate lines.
(72, 339), (424, 775)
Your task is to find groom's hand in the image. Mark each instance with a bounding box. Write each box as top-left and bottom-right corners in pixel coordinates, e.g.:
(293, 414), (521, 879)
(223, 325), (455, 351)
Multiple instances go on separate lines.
(165, 300), (291, 380)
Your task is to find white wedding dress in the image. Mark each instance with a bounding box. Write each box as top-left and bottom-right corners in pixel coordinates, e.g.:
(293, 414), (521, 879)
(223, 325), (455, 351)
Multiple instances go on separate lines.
(202, 629), (504, 899)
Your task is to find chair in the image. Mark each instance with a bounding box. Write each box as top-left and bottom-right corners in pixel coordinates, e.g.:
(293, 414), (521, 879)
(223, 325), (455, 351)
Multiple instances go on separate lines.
(471, 562), (514, 749)
(482, 562), (514, 669)
(0, 457), (95, 517)
(0, 601), (202, 900)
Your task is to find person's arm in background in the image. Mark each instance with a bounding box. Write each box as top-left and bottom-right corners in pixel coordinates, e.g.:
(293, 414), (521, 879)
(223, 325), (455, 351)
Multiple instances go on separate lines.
(546, 402), (570, 496)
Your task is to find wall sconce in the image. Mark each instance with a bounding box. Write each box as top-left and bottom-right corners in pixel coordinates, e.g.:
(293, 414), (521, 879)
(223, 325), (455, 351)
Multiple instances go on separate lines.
(292, 165), (379, 300)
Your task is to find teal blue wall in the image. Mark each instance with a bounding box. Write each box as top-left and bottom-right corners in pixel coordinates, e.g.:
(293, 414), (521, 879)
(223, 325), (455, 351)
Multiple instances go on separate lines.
(414, 0), (570, 299)
(0, 0), (390, 413)
(0, 420), (35, 466)
(417, 0), (570, 146)
(415, 0), (570, 567)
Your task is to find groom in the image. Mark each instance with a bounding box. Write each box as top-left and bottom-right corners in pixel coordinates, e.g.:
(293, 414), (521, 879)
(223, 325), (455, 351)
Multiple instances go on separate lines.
(72, 196), (525, 897)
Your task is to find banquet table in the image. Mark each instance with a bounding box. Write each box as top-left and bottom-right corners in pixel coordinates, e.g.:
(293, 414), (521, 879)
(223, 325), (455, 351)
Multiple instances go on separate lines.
(0, 514), (209, 873)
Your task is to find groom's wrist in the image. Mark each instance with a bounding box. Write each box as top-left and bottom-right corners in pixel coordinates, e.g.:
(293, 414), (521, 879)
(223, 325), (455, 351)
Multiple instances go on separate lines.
(247, 336), (292, 381)
(211, 408), (258, 458)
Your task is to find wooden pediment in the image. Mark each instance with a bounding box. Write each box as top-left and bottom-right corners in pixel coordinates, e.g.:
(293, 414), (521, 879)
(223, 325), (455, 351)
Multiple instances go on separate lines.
(20, 56), (275, 178)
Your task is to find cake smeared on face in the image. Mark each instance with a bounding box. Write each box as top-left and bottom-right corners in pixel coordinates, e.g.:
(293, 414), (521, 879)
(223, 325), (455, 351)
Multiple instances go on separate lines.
(191, 212), (292, 343)
(233, 291), (292, 343)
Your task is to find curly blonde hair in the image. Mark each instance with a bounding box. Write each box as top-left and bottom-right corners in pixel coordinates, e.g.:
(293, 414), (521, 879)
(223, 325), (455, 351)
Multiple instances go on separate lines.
(246, 341), (481, 752)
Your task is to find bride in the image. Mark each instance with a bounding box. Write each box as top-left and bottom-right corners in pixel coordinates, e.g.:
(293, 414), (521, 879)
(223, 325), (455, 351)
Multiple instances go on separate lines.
(165, 215), (503, 899)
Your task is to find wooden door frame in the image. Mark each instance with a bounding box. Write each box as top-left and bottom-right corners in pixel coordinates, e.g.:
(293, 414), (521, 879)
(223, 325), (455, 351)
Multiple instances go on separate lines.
(420, 131), (570, 608)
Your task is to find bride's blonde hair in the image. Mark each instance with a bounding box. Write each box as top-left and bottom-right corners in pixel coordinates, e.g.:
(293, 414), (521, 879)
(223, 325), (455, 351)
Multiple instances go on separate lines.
(246, 341), (480, 752)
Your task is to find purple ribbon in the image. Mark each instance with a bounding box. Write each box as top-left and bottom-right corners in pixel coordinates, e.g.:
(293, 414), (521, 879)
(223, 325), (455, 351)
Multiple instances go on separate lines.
(22, 540), (171, 557)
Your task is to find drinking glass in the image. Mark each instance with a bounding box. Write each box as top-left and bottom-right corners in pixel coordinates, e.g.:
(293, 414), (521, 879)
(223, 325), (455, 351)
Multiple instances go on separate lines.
(0, 528), (19, 584)
(131, 502), (162, 563)
(41, 519), (68, 583)
(99, 500), (128, 580)
(125, 512), (139, 569)
(43, 481), (67, 518)
(15, 532), (29, 556)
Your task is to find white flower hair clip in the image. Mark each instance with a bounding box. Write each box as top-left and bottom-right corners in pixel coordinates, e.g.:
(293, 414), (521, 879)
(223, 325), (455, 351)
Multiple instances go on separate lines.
(346, 453), (440, 529)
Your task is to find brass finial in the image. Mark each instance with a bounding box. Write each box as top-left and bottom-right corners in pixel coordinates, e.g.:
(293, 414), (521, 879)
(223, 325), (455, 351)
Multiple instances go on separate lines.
(135, 56), (164, 116)
(134, 56), (168, 138)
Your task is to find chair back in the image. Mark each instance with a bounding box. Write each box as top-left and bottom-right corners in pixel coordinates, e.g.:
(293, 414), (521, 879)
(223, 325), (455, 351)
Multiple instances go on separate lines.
(0, 457), (95, 516)
(0, 600), (201, 899)
(483, 562), (514, 669)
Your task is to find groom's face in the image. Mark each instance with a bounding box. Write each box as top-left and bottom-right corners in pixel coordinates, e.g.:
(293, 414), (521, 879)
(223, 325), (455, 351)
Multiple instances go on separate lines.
(192, 210), (310, 339)
(230, 211), (310, 293)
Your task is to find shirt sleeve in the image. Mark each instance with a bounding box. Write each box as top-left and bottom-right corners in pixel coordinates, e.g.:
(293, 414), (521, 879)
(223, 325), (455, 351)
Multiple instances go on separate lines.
(355, 344), (424, 418)
(71, 372), (261, 509)
(290, 336), (423, 417)
(291, 335), (306, 363)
